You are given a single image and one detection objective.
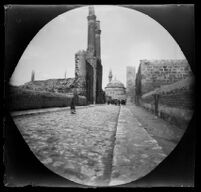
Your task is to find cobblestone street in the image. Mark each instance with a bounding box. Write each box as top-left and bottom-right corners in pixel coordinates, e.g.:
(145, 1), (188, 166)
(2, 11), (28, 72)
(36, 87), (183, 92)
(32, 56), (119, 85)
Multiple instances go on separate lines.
(13, 105), (120, 186)
(12, 104), (183, 186)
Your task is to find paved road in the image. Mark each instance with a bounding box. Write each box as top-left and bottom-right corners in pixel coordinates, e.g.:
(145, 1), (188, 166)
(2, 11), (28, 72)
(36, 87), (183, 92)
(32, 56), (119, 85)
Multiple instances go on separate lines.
(13, 105), (120, 186)
(109, 105), (167, 186)
(12, 104), (183, 186)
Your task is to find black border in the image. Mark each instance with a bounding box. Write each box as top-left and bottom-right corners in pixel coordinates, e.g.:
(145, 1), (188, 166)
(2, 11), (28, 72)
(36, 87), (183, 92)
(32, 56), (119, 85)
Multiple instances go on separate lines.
(3, 3), (198, 190)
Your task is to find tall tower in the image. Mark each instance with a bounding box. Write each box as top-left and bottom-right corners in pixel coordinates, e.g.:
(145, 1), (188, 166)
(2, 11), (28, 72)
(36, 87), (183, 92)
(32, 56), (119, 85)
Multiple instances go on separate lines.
(87, 6), (96, 56)
(109, 70), (113, 83)
(95, 21), (101, 59)
(84, 6), (104, 104)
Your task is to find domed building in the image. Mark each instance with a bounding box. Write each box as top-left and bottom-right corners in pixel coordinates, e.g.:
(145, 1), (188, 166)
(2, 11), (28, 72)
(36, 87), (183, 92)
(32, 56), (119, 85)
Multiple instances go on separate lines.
(105, 70), (126, 102)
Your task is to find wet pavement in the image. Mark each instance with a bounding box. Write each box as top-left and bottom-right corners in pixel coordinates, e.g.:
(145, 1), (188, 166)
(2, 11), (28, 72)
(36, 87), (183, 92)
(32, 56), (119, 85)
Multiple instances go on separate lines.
(12, 104), (184, 187)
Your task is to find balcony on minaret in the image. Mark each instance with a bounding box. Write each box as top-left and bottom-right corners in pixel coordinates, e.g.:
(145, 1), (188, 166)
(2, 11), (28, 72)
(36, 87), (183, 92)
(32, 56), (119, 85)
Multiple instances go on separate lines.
(109, 70), (113, 83)
(95, 21), (101, 34)
(87, 6), (96, 21)
(89, 6), (95, 16)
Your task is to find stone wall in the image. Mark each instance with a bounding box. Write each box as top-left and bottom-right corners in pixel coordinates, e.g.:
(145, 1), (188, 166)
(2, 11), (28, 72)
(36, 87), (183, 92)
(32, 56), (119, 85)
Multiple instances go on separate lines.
(126, 66), (136, 102)
(75, 50), (87, 79)
(9, 86), (87, 111)
(140, 76), (194, 129)
(136, 59), (192, 95)
(22, 78), (75, 94)
(86, 61), (94, 104)
(96, 59), (104, 104)
(142, 91), (193, 109)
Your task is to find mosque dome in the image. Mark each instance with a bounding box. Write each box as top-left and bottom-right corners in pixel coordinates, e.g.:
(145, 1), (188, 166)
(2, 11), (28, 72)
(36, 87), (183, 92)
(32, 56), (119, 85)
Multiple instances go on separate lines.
(106, 79), (125, 88)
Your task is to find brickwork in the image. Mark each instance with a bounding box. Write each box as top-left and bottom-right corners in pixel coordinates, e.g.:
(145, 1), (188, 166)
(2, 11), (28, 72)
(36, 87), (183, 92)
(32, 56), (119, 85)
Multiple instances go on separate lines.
(135, 59), (194, 128)
(140, 76), (194, 129)
(141, 76), (194, 108)
(86, 61), (94, 103)
(136, 59), (192, 95)
(142, 91), (193, 109)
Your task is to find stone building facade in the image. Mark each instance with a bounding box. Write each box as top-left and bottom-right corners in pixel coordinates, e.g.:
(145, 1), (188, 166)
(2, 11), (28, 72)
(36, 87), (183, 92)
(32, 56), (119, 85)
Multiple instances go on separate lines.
(75, 6), (104, 104)
(105, 70), (126, 101)
(126, 66), (136, 103)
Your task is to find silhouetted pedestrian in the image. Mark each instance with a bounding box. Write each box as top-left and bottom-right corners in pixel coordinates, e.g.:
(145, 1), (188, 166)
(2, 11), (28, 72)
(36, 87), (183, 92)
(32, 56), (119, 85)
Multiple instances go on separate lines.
(70, 96), (76, 114)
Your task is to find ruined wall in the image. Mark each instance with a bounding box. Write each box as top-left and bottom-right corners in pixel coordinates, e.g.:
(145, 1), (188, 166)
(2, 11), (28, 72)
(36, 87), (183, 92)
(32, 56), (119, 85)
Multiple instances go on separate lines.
(126, 66), (136, 102)
(22, 78), (75, 94)
(137, 59), (192, 95)
(86, 61), (94, 104)
(75, 50), (87, 78)
(75, 50), (87, 96)
(96, 59), (102, 92)
(96, 59), (104, 103)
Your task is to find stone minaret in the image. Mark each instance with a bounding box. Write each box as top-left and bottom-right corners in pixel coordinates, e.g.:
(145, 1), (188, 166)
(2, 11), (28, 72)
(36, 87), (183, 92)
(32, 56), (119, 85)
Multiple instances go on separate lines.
(109, 70), (113, 83)
(95, 20), (101, 59)
(31, 70), (35, 82)
(87, 6), (96, 56)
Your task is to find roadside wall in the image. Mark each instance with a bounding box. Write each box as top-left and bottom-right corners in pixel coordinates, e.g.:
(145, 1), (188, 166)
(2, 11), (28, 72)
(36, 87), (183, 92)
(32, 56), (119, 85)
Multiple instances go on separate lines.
(8, 88), (87, 111)
(136, 59), (192, 96)
(140, 76), (194, 129)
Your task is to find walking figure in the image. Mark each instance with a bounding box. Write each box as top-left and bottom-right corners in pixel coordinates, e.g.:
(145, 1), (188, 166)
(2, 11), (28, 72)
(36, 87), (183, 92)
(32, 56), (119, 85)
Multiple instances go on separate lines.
(70, 96), (76, 114)
(70, 87), (77, 114)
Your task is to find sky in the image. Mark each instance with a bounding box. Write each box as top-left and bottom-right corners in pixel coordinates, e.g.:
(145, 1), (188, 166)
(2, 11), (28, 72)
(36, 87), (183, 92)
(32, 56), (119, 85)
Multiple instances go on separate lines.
(10, 5), (186, 89)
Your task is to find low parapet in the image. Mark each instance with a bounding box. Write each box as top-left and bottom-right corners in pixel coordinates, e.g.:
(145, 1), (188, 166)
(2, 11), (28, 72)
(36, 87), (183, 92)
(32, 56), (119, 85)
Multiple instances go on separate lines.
(142, 75), (194, 99)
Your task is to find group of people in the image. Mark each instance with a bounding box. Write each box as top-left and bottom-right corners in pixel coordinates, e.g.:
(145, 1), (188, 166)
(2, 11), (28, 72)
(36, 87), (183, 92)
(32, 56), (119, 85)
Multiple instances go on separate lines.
(107, 99), (126, 106)
(70, 87), (127, 114)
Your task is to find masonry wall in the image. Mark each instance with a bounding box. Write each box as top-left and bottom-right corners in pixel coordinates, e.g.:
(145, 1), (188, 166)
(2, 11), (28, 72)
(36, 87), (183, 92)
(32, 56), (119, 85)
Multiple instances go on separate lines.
(126, 66), (136, 102)
(86, 61), (94, 104)
(140, 76), (194, 129)
(137, 59), (192, 95)
(96, 59), (104, 104)
(9, 87), (87, 111)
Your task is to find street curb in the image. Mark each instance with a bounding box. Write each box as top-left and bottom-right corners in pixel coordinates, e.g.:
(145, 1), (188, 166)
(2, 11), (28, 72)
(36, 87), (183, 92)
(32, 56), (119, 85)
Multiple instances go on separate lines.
(109, 105), (167, 186)
(10, 105), (94, 117)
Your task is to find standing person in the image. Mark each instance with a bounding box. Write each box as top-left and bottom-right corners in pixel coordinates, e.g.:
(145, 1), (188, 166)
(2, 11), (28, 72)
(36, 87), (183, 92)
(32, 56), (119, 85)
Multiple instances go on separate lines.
(70, 87), (77, 114)
(70, 96), (76, 114)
